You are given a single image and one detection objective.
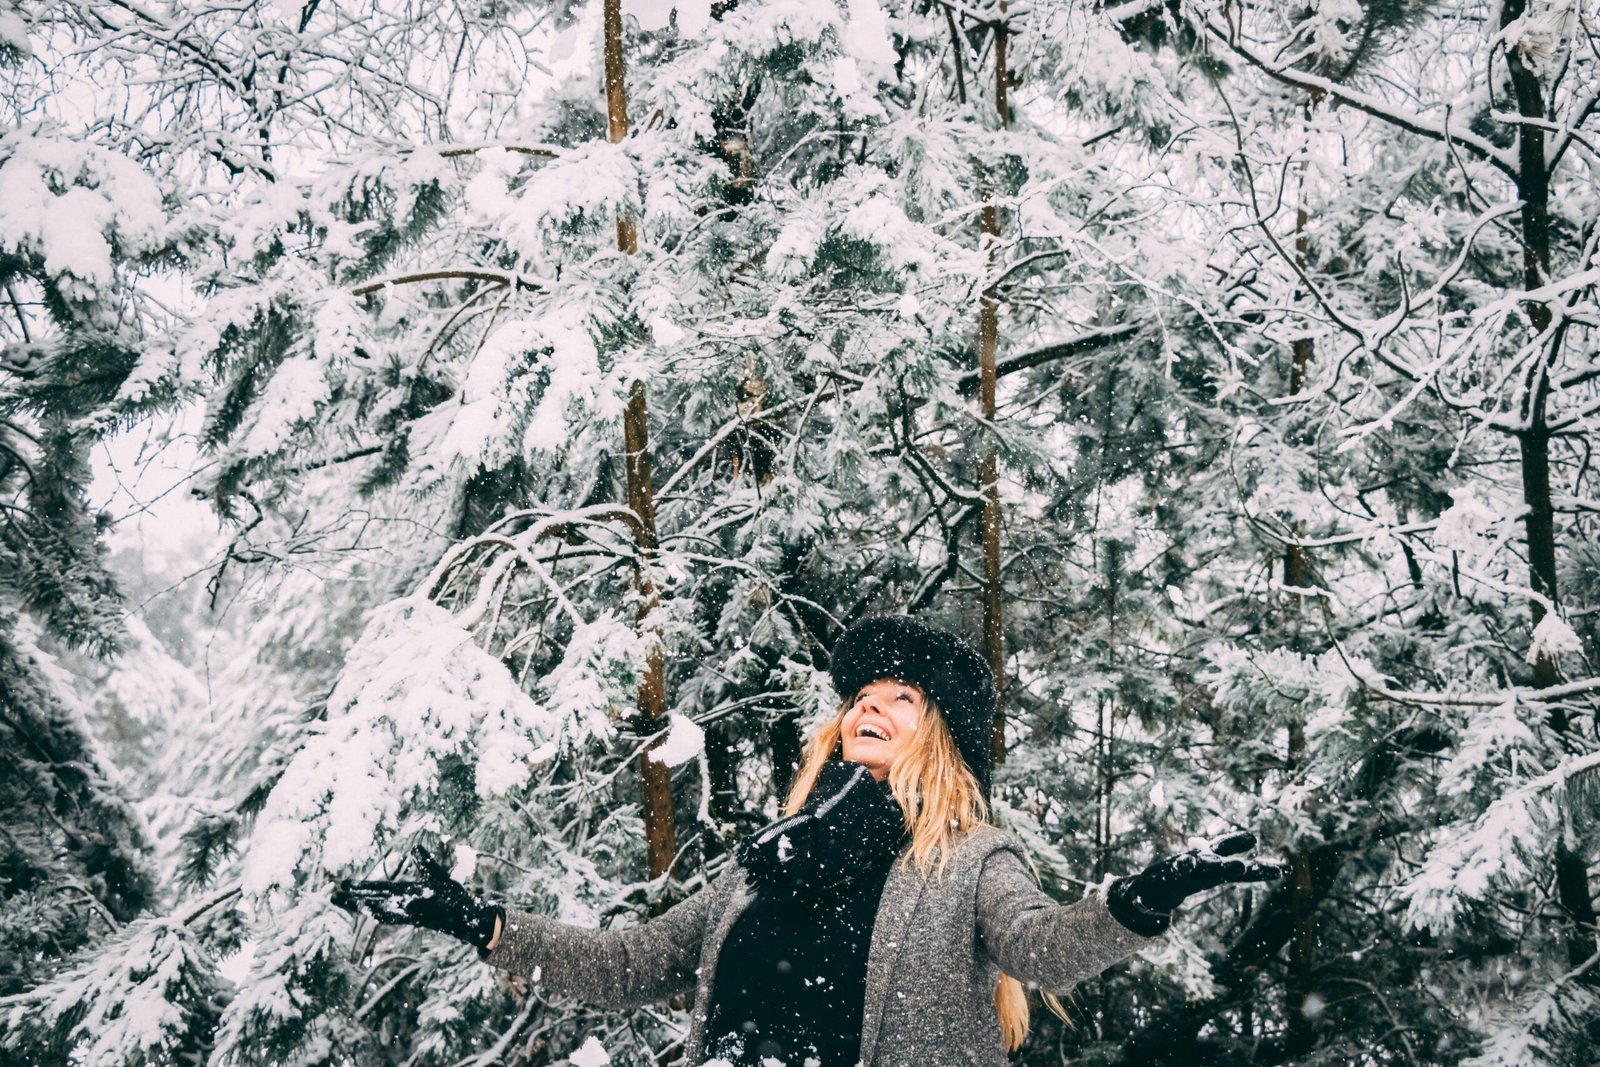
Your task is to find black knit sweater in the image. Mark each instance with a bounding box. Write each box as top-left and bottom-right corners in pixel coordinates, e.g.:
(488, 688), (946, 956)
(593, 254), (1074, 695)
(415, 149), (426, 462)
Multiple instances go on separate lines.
(700, 762), (906, 1067)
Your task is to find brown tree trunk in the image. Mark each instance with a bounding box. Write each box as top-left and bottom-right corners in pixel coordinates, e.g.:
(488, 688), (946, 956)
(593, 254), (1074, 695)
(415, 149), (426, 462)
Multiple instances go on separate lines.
(980, 5), (1009, 763)
(604, 0), (677, 884)
(1284, 117), (1321, 1049)
(1499, 0), (1596, 972)
(1094, 537), (1121, 885)
(1285, 721), (1316, 1054)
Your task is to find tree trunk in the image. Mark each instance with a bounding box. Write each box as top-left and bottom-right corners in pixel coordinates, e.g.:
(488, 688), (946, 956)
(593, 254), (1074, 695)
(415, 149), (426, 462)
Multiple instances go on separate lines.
(1499, 0), (1597, 972)
(980, 5), (1009, 763)
(1284, 121), (1320, 1051)
(1285, 720), (1316, 1055)
(603, 0), (677, 884)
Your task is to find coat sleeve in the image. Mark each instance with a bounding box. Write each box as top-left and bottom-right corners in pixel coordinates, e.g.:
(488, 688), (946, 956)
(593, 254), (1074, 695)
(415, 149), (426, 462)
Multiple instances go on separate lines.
(974, 844), (1161, 993)
(483, 886), (714, 1010)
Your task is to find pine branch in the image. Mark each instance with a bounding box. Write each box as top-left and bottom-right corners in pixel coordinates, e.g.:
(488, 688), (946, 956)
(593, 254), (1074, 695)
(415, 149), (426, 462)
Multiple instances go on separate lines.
(956, 323), (1139, 396)
(349, 269), (549, 297)
(1193, 6), (1519, 178)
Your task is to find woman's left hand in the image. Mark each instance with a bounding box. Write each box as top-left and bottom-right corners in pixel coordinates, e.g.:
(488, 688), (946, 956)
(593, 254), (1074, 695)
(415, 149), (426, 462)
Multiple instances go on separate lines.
(1106, 831), (1285, 936)
(331, 846), (504, 950)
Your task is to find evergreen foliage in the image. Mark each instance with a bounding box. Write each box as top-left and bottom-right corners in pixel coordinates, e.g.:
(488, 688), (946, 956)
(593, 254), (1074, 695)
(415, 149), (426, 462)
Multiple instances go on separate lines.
(1, 0), (1596, 1064)
(0, 621), (156, 1002)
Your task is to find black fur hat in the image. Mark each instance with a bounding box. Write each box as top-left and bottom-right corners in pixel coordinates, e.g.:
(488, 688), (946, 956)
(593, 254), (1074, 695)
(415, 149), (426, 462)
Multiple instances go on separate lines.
(829, 615), (997, 795)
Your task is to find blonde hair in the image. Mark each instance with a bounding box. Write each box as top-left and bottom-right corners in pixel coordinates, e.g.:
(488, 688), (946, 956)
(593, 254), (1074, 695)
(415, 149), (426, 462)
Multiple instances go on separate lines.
(783, 693), (1065, 1052)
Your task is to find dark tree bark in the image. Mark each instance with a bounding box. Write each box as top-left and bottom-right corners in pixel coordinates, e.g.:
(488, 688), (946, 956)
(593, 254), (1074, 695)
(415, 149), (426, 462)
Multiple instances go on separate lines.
(1499, 0), (1597, 971)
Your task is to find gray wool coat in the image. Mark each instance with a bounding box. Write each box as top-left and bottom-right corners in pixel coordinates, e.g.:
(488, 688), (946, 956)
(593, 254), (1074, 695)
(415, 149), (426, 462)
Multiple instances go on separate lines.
(485, 823), (1160, 1066)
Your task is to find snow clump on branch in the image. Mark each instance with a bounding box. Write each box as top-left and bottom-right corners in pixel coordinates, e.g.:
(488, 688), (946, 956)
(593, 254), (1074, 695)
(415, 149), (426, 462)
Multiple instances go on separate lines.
(241, 598), (645, 893)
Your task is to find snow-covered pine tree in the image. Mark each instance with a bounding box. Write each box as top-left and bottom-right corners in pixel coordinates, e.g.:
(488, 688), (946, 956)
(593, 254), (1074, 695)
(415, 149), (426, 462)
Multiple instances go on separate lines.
(168, 1), (1242, 1061)
(1050, 0), (1600, 1063)
(0, 13), (207, 1056)
(0, 2), (509, 1062)
(2, 0), (1595, 1065)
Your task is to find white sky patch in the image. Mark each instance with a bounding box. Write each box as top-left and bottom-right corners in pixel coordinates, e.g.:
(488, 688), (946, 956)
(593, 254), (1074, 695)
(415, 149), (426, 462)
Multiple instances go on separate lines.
(92, 405), (223, 576)
(216, 937), (257, 986)
(623, 0), (671, 31)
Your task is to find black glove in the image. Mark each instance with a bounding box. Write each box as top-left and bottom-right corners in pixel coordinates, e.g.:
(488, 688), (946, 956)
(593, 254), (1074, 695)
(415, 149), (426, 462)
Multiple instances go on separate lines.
(736, 759), (905, 893)
(331, 845), (504, 950)
(1106, 831), (1285, 936)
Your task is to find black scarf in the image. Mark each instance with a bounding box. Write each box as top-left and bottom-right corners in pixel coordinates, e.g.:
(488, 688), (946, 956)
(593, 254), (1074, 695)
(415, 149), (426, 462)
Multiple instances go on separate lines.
(701, 760), (907, 1066)
(737, 759), (907, 895)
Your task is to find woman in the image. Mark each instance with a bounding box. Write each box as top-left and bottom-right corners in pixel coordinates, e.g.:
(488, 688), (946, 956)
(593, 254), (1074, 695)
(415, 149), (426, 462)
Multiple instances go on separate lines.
(335, 616), (1281, 1065)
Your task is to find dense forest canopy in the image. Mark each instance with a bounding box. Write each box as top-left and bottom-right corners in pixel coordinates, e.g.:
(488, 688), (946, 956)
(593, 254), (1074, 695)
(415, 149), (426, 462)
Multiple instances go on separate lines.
(0, 0), (1597, 1063)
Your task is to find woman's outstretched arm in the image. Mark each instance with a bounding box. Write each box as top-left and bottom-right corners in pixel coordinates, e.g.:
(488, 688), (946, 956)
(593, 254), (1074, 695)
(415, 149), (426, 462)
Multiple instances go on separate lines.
(976, 832), (1284, 992)
(484, 888), (714, 1010)
(334, 846), (717, 1011)
(974, 846), (1160, 993)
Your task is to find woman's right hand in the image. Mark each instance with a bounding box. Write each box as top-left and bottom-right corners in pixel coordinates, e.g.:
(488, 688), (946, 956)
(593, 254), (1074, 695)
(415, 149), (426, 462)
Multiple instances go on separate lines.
(332, 845), (504, 950)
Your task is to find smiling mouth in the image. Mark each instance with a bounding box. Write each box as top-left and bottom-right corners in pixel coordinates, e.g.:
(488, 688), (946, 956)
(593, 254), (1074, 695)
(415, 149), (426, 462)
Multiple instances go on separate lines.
(855, 723), (890, 741)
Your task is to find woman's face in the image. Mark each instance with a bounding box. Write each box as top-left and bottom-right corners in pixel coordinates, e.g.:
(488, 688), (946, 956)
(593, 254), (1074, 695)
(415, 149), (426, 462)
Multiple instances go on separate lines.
(840, 678), (925, 782)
